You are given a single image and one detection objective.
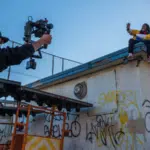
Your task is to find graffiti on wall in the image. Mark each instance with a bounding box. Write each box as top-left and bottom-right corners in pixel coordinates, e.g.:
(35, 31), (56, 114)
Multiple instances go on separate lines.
(44, 113), (81, 138)
(86, 114), (125, 149)
(0, 124), (12, 144)
(89, 90), (144, 149)
(28, 90), (145, 150)
(142, 99), (150, 133)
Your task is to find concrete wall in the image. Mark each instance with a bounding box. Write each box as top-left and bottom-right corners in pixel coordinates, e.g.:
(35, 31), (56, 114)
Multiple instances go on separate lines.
(0, 116), (12, 144)
(28, 60), (150, 150)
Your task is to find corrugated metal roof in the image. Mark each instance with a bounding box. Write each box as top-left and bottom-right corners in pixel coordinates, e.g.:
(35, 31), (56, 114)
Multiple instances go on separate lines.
(0, 78), (93, 108)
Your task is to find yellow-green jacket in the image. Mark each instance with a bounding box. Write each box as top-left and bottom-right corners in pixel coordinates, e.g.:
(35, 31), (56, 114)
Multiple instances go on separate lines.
(128, 29), (150, 40)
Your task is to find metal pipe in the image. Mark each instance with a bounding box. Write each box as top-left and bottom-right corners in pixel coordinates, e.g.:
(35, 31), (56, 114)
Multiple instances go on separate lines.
(60, 112), (66, 150)
(9, 40), (82, 64)
(22, 105), (31, 150)
(52, 55), (54, 75)
(42, 51), (82, 64)
(10, 103), (20, 150)
(62, 58), (64, 71)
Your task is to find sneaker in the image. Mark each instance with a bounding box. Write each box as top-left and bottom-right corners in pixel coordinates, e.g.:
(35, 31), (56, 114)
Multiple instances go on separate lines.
(128, 53), (133, 59)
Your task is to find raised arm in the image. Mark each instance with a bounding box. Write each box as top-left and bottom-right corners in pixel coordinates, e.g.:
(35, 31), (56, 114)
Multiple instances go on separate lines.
(126, 23), (140, 36)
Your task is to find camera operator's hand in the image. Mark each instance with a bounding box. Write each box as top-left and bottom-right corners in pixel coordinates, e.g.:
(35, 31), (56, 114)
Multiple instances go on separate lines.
(32, 34), (52, 51)
(126, 23), (131, 32)
(0, 35), (9, 44)
(40, 34), (52, 44)
(0, 38), (4, 44)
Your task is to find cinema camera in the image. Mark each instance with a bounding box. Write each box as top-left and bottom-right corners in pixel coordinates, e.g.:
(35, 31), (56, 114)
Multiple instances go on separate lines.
(24, 16), (53, 69)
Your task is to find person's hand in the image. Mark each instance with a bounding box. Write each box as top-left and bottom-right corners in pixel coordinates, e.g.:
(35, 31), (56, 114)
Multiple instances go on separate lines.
(40, 34), (52, 45)
(0, 37), (9, 44)
(126, 23), (131, 31)
(0, 38), (4, 44)
(32, 34), (52, 51)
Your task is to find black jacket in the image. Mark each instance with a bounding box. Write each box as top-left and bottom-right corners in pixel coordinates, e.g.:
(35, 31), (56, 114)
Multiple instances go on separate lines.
(0, 44), (34, 72)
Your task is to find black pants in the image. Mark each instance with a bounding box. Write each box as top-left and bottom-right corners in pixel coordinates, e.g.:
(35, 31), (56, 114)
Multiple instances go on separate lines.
(128, 38), (150, 56)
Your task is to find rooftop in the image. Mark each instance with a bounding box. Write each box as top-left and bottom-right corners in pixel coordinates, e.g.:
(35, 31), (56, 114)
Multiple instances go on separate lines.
(27, 43), (147, 89)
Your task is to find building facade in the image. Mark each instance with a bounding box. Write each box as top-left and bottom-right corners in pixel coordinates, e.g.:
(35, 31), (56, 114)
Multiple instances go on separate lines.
(26, 43), (150, 150)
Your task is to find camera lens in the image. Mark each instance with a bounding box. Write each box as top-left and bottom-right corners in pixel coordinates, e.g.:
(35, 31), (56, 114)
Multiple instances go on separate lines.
(47, 23), (53, 29)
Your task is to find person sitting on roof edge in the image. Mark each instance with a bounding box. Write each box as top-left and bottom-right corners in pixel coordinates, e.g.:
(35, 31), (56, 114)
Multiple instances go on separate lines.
(127, 23), (150, 62)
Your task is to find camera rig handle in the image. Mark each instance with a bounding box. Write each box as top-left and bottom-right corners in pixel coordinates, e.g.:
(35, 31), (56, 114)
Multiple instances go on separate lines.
(31, 46), (43, 59)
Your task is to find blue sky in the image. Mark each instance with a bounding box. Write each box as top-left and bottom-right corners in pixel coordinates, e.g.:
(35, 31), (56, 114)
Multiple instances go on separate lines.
(0, 0), (150, 84)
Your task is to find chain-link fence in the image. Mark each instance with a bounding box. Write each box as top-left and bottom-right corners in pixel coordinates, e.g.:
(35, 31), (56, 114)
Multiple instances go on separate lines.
(0, 40), (82, 85)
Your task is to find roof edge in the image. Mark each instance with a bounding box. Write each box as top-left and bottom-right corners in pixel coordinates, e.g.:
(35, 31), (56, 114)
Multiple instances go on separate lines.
(26, 43), (146, 89)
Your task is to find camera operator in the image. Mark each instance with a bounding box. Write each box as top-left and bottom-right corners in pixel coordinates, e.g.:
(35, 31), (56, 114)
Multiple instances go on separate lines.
(0, 33), (52, 72)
